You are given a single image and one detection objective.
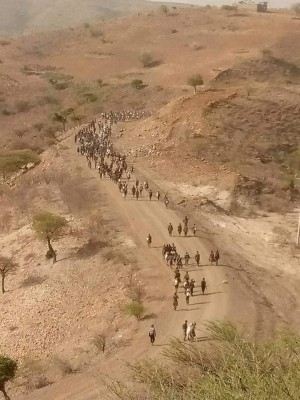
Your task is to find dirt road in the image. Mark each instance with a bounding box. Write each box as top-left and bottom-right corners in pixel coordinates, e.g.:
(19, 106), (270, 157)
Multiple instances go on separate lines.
(16, 133), (255, 400)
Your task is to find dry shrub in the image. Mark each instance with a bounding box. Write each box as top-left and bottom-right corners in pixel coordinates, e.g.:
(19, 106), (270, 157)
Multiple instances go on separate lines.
(92, 332), (107, 353)
(53, 357), (77, 375)
(103, 249), (131, 265)
(77, 239), (106, 259)
(126, 269), (145, 302)
(85, 212), (106, 240)
(122, 301), (145, 320)
(27, 375), (52, 390)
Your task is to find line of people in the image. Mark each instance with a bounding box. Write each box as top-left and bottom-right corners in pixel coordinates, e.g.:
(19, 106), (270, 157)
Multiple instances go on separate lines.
(76, 114), (221, 347)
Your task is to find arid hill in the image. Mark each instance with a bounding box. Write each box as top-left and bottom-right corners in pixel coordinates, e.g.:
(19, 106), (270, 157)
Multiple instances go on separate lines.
(1, 5), (300, 211)
(0, 0), (153, 36)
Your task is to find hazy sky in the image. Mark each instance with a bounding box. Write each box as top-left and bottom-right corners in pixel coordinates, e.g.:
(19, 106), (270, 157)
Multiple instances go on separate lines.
(150, 0), (295, 8)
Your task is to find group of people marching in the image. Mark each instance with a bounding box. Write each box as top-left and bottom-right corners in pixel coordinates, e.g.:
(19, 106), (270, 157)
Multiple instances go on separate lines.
(168, 216), (197, 238)
(76, 113), (221, 347)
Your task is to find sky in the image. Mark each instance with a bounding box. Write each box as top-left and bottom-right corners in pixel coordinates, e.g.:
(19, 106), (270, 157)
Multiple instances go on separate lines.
(149, 0), (295, 8)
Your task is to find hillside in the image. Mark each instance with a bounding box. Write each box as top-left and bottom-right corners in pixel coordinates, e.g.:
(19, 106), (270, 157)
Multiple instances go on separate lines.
(1, 5), (300, 210)
(0, 0), (153, 36)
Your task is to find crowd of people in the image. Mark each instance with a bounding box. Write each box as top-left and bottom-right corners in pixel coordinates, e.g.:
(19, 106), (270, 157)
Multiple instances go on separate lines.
(75, 112), (221, 345)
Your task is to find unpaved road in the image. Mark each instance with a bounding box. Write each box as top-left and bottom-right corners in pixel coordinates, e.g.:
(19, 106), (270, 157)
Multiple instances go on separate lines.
(17, 132), (257, 400)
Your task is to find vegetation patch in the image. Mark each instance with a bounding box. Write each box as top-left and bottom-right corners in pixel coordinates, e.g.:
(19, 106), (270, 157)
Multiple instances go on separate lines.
(0, 150), (40, 177)
(109, 321), (300, 399)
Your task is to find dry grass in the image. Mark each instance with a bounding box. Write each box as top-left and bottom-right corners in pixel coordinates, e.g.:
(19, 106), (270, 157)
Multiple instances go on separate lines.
(108, 321), (300, 400)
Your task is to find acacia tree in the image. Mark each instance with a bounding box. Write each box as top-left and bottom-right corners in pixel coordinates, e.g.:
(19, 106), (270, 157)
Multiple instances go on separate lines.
(53, 108), (74, 131)
(187, 74), (204, 93)
(32, 211), (68, 264)
(0, 356), (17, 400)
(291, 3), (300, 15)
(0, 256), (18, 294)
(160, 5), (169, 15)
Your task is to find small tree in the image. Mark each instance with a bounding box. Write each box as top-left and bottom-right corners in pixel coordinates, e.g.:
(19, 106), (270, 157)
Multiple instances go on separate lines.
(122, 300), (145, 320)
(160, 5), (169, 15)
(131, 79), (144, 89)
(139, 53), (153, 68)
(291, 3), (300, 15)
(187, 74), (204, 93)
(53, 113), (67, 131)
(53, 108), (74, 131)
(32, 212), (68, 264)
(0, 256), (18, 294)
(221, 5), (238, 12)
(0, 356), (17, 400)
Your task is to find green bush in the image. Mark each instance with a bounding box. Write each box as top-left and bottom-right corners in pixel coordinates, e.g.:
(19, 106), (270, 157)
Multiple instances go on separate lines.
(131, 79), (144, 89)
(81, 93), (98, 102)
(0, 355), (17, 400)
(160, 5), (169, 15)
(54, 82), (69, 91)
(0, 150), (40, 177)
(139, 53), (154, 68)
(122, 301), (145, 320)
(1, 108), (15, 116)
(222, 5), (238, 11)
(187, 74), (204, 93)
(109, 322), (300, 400)
(32, 211), (68, 264)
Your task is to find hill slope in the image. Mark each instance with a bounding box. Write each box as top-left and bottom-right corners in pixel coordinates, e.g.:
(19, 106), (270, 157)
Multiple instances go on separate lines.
(0, 0), (152, 36)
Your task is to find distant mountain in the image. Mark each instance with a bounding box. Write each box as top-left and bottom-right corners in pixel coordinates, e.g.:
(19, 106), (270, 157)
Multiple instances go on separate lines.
(0, 0), (153, 36)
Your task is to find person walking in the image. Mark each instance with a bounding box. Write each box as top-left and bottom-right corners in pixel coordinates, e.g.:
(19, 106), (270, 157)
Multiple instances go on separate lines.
(149, 189), (153, 201)
(173, 293), (179, 311)
(147, 234), (152, 247)
(183, 224), (188, 237)
(177, 223), (182, 236)
(201, 278), (207, 295)
(174, 278), (179, 293)
(192, 224), (197, 237)
(215, 250), (220, 266)
(182, 320), (188, 340)
(195, 251), (200, 267)
(185, 288), (191, 305)
(149, 324), (156, 345)
(168, 223), (173, 236)
(132, 185), (136, 197)
(190, 279), (195, 296)
(209, 250), (215, 265)
(184, 252), (190, 266)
